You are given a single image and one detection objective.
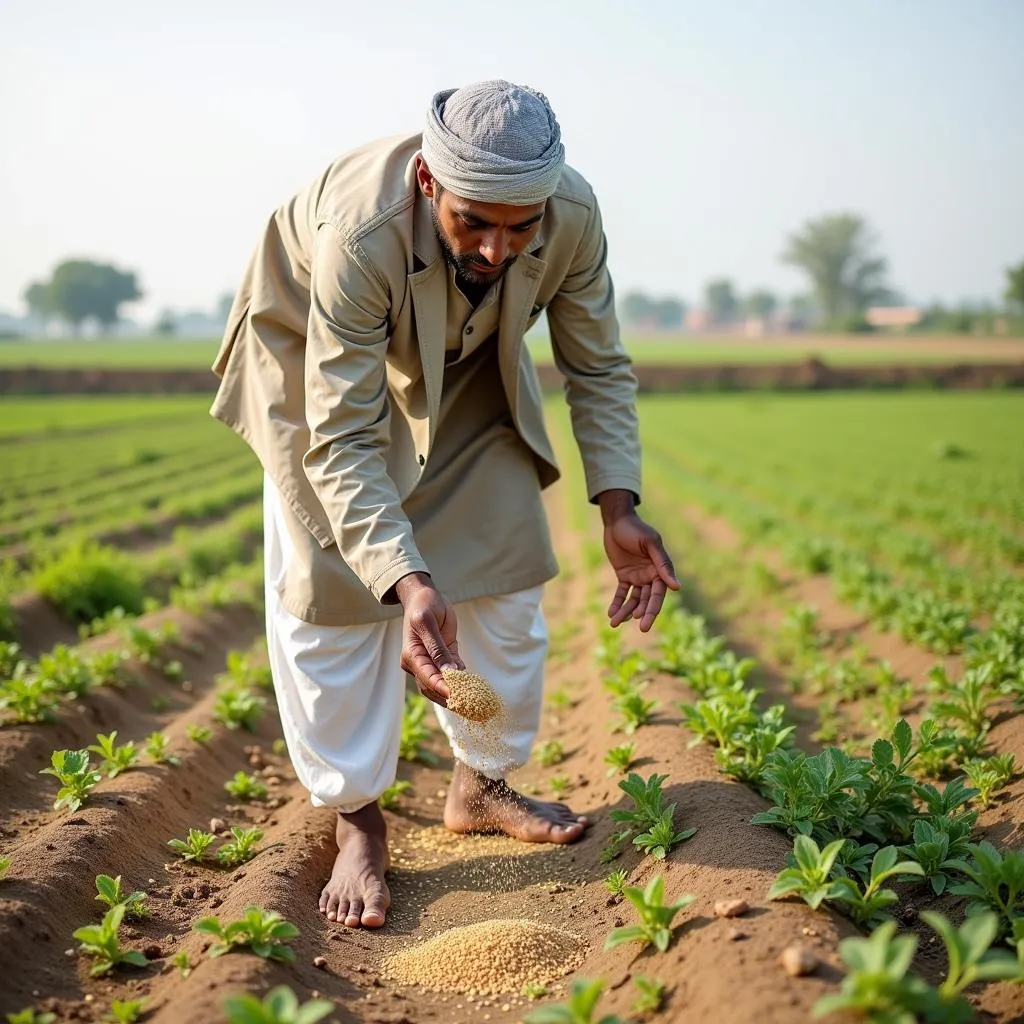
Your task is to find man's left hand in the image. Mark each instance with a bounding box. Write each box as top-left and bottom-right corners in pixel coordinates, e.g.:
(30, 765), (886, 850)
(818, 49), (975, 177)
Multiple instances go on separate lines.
(599, 491), (679, 632)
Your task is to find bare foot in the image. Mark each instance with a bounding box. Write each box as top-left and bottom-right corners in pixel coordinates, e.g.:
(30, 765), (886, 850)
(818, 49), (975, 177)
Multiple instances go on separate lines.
(318, 803), (391, 928)
(443, 760), (589, 844)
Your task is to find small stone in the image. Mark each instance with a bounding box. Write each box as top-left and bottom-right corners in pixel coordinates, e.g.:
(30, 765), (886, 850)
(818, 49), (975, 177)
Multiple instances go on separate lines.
(84, 995), (94, 1003)
(147, 878), (156, 885)
(780, 945), (819, 977)
(181, 680), (194, 693)
(209, 817), (226, 833)
(715, 898), (750, 918)
(143, 944), (163, 960)
(313, 956), (328, 969)
(64, 948), (75, 957)
(727, 928), (748, 941)
(801, 926), (819, 937)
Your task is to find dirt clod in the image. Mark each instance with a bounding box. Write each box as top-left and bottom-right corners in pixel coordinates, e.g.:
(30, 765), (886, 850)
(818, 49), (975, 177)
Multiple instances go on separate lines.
(209, 817), (226, 833)
(714, 898), (750, 918)
(313, 956), (328, 969)
(442, 669), (504, 723)
(727, 928), (748, 942)
(780, 946), (819, 977)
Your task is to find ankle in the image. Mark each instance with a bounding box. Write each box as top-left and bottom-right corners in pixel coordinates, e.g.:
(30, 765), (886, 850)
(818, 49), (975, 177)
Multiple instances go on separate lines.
(339, 801), (385, 831)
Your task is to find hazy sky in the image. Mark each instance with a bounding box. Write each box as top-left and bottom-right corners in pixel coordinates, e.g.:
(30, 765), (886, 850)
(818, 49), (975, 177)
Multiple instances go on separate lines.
(2, 0), (1022, 322)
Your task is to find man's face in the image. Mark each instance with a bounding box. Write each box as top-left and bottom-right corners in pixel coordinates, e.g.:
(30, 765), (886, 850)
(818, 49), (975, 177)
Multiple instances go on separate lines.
(418, 159), (545, 290)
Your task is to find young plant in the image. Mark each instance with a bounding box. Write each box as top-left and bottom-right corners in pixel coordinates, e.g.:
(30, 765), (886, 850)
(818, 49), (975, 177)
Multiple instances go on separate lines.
(88, 649), (128, 688)
(87, 731), (140, 779)
(39, 748), (102, 812)
(72, 904), (149, 977)
(399, 692), (438, 765)
(223, 985), (334, 1024)
(546, 688), (574, 713)
(224, 770), (268, 801)
(949, 840), (1024, 933)
(929, 663), (1000, 750)
(610, 772), (670, 833)
(186, 723), (213, 744)
(172, 950), (192, 978)
(898, 819), (970, 895)
(604, 869), (628, 896)
(378, 779), (412, 810)
(194, 904), (298, 961)
(34, 645), (93, 698)
(812, 921), (932, 1022)
(549, 774), (572, 799)
(168, 828), (217, 862)
(0, 855), (10, 880)
(524, 977), (625, 1024)
(831, 846), (924, 926)
(95, 874), (148, 919)
(963, 753), (1015, 808)
(535, 739), (566, 767)
(144, 731), (181, 766)
(612, 689), (659, 734)
(213, 686), (266, 731)
(604, 875), (694, 953)
(104, 999), (147, 1023)
(5, 1010), (57, 1024)
(603, 742), (637, 777)
(0, 674), (59, 724)
(768, 835), (849, 910)
(632, 808), (697, 861)
(631, 975), (666, 1015)
(217, 826), (264, 866)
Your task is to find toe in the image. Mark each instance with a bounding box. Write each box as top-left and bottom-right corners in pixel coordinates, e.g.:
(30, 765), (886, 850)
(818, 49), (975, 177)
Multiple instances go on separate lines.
(362, 887), (390, 927)
(548, 819), (586, 844)
(329, 896), (347, 923)
(318, 888), (329, 914)
(345, 898), (364, 928)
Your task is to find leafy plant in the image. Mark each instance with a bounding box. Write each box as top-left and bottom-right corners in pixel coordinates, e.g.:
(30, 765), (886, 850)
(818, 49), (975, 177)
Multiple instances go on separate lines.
(39, 748), (102, 812)
(88, 731), (140, 778)
(33, 541), (145, 623)
(213, 686), (266, 731)
(95, 874), (148, 919)
(524, 978), (625, 1024)
(610, 772), (671, 833)
(831, 846), (924, 926)
(546, 688), (574, 713)
(378, 779), (412, 810)
(172, 950), (192, 977)
(224, 770), (268, 801)
(522, 981), (549, 1000)
(72, 904), (149, 977)
(5, 1010), (57, 1024)
(535, 739), (566, 767)
(104, 999), (147, 1023)
(194, 905), (298, 961)
(604, 869), (628, 895)
(33, 645), (94, 698)
(168, 828), (216, 862)
(399, 692), (438, 765)
(88, 649), (128, 687)
(223, 985), (334, 1024)
(929, 663), (1000, 749)
(603, 742), (637, 777)
(549, 774), (572, 799)
(963, 753), (1015, 808)
(0, 674), (59, 723)
(217, 826), (264, 866)
(144, 731), (181, 766)
(898, 819), (969, 895)
(768, 835), (849, 910)
(0, 855), (10, 880)
(604, 875), (694, 953)
(219, 648), (273, 690)
(633, 808), (697, 860)
(612, 689), (659, 734)
(186, 723), (213, 744)
(631, 975), (666, 1014)
(949, 840), (1024, 934)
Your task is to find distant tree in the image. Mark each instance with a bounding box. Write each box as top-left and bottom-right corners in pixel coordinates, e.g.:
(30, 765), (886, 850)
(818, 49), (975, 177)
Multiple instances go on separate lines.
(743, 290), (777, 319)
(23, 281), (55, 321)
(620, 291), (656, 326)
(154, 310), (177, 335)
(781, 213), (894, 323)
(1006, 260), (1024, 313)
(705, 279), (738, 323)
(22, 259), (142, 333)
(651, 297), (686, 329)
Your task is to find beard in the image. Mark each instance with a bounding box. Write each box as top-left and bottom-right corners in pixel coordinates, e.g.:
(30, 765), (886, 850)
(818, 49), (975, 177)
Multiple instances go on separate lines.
(430, 199), (517, 290)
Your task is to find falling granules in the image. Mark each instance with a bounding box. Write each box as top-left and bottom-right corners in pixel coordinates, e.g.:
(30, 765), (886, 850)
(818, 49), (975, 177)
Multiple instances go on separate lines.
(381, 918), (585, 996)
(442, 668), (504, 723)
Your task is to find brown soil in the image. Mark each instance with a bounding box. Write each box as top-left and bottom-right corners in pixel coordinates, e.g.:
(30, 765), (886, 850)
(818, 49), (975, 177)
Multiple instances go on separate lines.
(1, 482), (1021, 1023)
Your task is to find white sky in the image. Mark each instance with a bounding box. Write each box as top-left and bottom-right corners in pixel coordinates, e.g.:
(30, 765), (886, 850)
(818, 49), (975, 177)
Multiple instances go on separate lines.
(1, 0), (1022, 321)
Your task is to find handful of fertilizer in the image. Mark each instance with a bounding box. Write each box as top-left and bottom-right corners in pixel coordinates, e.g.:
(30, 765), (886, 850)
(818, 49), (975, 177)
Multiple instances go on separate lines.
(441, 667), (503, 723)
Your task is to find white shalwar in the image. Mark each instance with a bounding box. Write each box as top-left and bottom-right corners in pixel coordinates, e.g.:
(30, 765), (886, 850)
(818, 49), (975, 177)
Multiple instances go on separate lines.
(263, 476), (547, 813)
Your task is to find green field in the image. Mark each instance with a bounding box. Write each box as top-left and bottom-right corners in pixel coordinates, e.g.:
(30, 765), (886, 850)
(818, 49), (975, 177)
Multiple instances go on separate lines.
(2, 333), (1023, 370)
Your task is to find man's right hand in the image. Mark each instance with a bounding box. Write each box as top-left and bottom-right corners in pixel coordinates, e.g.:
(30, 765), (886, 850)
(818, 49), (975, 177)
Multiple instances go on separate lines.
(395, 572), (463, 706)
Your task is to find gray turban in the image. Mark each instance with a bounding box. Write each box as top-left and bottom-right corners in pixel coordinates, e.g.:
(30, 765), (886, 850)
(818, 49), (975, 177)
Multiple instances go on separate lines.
(420, 80), (565, 205)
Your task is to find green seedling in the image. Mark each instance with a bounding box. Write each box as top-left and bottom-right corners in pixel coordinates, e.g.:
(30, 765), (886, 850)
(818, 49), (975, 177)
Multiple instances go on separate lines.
(832, 846), (924, 926)
(88, 649), (128, 687)
(633, 808), (697, 861)
(122, 622), (178, 665)
(963, 753), (1015, 808)
(378, 779), (412, 810)
(194, 904), (298, 961)
(603, 742), (637, 777)
(768, 835), (848, 910)
(812, 921), (931, 1022)
(186, 723), (213, 744)
(0, 641), (25, 677)
(88, 731), (140, 779)
(223, 985), (334, 1024)
(604, 875), (694, 953)
(172, 950), (192, 977)
(72, 904), (149, 977)
(224, 770), (268, 801)
(898, 819), (970, 895)
(95, 874), (148, 919)
(217, 826), (264, 866)
(631, 975), (666, 1015)
(535, 739), (566, 767)
(548, 774), (572, 799)
(546, 688), (574, 713)
(610, 772), (671, 833)
(524, 977), (625, 1024)
(271, 738), (287, 755)
(34, 644), (93, 698)
(213, 686), (266, 731)
(522, 981), (549, 1000)
(612, 689), (659, 734)
(0, 674), (60, 724)
(162, 659), (184, 681)
(399, 692), (438, 765)
(168, 828), (216, 862)
(950, 840), (1024, 934)
(219, 648), (273, 690)
(104, 999), (147, 1023)
(0, 855), (10, 880)
(39, 748), (102, 812)
(929, 663), (1000, 748)
(604, 869), (628, 895)
(144, 730), (180, 766)
(5, 1010), (57, 1024)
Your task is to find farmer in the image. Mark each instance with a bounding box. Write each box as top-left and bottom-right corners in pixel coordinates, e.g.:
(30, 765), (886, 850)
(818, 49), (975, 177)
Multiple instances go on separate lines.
(209, 80), (678, 930)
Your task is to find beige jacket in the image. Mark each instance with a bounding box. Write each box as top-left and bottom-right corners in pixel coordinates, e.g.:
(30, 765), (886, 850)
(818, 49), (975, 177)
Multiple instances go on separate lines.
(210, 133), (641, 608)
